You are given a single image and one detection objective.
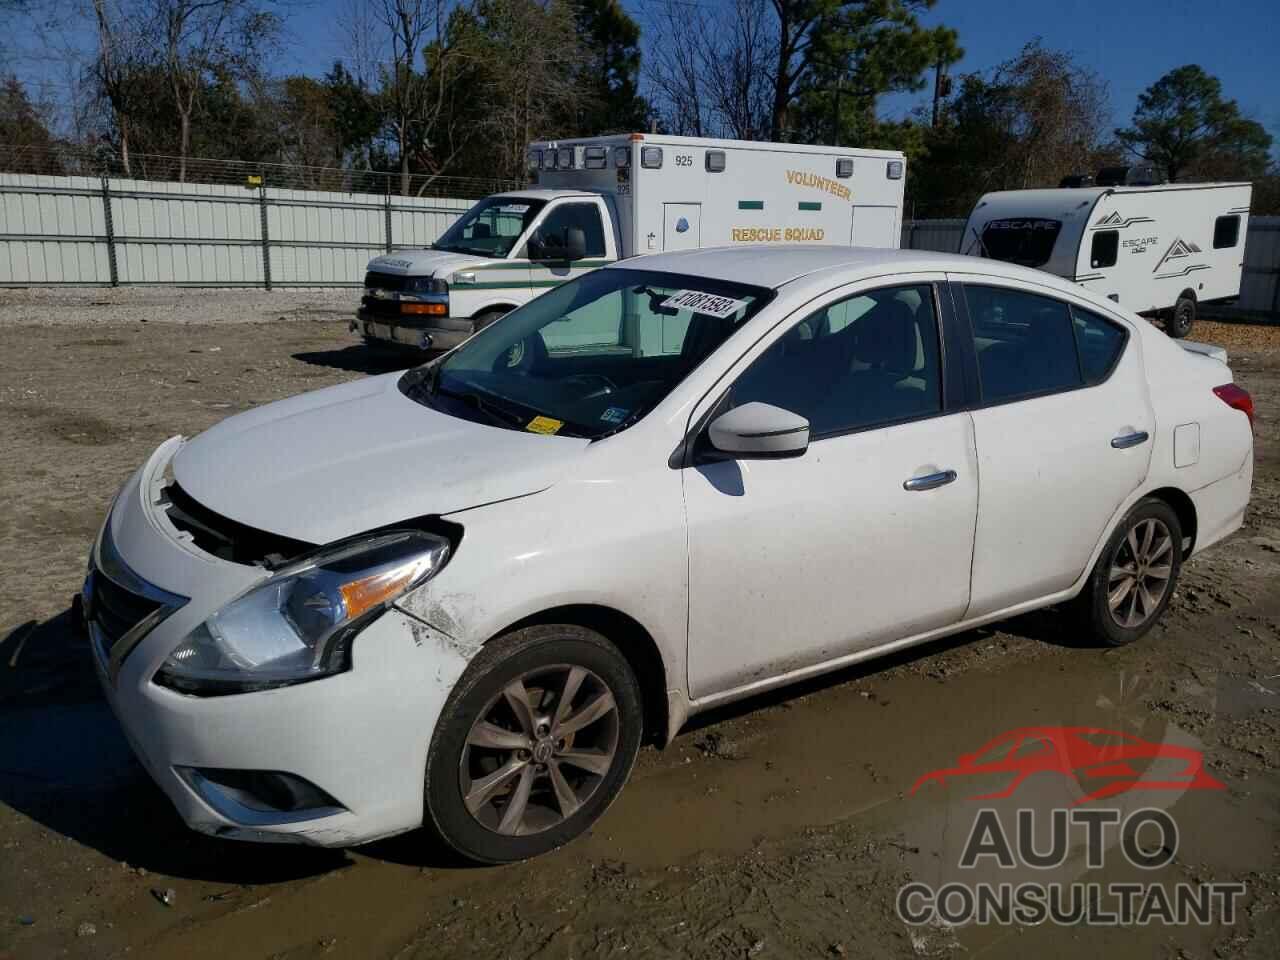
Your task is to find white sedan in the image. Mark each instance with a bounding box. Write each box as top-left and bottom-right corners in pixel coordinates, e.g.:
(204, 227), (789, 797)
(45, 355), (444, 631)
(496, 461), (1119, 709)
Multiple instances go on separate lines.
(83, 246), (1254, 862)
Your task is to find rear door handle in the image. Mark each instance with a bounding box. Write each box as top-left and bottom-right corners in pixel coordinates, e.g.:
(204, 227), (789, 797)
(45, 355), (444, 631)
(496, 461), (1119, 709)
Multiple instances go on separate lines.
(903, 469), (957, 492)
(1111, 431), (1150, 449)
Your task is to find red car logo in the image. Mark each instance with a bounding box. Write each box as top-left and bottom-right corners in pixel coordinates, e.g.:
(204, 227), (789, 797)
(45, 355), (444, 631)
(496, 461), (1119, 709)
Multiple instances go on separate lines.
(910, 726), (1225, 805)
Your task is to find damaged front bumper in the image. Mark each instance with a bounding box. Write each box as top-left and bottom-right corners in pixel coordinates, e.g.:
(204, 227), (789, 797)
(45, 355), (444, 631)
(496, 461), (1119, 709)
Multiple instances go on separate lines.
(85, 438), (474, 846)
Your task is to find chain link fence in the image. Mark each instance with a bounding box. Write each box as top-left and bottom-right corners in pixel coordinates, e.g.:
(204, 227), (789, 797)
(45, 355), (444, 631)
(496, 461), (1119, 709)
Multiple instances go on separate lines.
(0, 145), (523, 200)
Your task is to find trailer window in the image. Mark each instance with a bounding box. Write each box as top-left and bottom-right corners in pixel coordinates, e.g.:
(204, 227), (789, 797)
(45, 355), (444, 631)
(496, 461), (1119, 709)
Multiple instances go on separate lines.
(1090, 230), (1118, 269)
(1213, 215), (1240, 249)
(979, 219), (1062, 268)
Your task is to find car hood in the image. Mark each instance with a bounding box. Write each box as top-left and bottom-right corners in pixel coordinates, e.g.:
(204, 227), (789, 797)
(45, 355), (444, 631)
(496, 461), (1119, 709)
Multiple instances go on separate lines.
(172, 373), (589, 543)
(366, 250), (498, 278)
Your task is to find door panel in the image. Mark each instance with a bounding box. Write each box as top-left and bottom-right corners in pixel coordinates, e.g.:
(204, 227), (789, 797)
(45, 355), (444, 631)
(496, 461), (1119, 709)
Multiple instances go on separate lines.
(685, 415), (978, 698)
(664, 203), (701, 251)
(852, 205), (899, 247)
(955, 279), (1154, 617)
(683, 277), (976, 700)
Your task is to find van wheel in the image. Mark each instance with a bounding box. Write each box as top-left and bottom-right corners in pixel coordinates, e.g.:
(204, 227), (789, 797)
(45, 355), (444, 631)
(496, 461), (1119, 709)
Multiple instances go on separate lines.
(473, 308), (508, 333)
(1073, 498), (1183, 647)
(424, 625), (643, 864)
(1167, 296), (1196, 339)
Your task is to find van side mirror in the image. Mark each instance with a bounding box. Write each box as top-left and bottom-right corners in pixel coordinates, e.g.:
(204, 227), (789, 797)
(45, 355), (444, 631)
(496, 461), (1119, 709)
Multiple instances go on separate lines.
(564, 227), (587, 261)
(707, 402), (809, 458)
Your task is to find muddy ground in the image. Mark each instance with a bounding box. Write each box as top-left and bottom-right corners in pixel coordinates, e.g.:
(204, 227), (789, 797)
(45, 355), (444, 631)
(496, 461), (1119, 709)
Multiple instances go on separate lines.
(0, 301), (1278, 960)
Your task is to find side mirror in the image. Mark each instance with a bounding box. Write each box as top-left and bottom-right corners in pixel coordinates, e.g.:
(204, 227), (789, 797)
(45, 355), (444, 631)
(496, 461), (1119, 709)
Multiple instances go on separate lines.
(563, 227), (587, 261)
(707, 402), (809, 459)
(526, 234), (546, 260)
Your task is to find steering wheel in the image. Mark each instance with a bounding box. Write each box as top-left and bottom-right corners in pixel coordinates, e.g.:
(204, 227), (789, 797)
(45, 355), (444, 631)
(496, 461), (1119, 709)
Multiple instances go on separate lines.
(562, 373), (617, 397)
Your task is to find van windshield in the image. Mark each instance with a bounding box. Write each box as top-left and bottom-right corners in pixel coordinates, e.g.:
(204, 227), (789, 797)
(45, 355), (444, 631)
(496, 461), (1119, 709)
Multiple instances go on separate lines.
(978, 218), (1063, 268)
(399, 268), (774, 439)
(433, 197), (546, 258)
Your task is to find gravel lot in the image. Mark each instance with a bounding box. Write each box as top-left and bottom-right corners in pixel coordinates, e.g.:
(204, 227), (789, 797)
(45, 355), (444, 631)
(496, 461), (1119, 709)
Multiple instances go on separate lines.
(1, 290), (1278, 960)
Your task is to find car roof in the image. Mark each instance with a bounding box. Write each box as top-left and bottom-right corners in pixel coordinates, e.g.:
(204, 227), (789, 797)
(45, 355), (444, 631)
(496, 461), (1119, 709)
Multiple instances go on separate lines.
(608, 244), (1078, 294)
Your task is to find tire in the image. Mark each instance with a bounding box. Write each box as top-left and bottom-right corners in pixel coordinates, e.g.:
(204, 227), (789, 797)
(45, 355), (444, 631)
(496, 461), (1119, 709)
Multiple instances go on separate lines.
(424, 625), (643, 863)
(1167, 295), (1196, 339)
(1073, 498), (1183, 647)
(473, 308), (508, 333)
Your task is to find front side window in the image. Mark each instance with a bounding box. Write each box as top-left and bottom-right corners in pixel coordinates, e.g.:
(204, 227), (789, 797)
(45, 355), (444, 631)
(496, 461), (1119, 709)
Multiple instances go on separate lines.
(726, 284), (943, 438)
(1090, 230), (1118, 269)
(400, 269), (773, 438)
(1213, 215), (1240, 249)
(965, 285), (1082, 403)
(433, 196), (546, 258)
(979, 218), (1063, 268)
(528, 203), (607, 259)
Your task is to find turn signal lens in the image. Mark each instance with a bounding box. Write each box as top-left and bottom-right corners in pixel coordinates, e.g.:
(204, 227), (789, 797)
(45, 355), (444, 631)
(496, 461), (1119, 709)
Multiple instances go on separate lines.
(402, 302), (447, 316)
(1213, 383), (1254, 427)
(339, 564), (422, 620)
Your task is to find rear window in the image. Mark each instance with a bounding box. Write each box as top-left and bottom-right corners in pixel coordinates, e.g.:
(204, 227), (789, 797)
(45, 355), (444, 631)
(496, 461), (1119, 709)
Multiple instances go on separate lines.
(980, 218), (1063, 268)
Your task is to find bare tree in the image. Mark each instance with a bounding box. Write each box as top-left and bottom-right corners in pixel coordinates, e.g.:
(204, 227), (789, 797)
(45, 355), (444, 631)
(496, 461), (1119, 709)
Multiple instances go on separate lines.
(89, 0), (148, 175)
(644, 0), (707, 136)
(368, 0), (475, 194)
(702, 0), (776, 141)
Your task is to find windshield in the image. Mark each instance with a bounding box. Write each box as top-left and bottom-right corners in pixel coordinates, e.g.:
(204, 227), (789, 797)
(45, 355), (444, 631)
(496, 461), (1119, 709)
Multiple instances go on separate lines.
(976, 218), (1063, 267)
(399, 268), (774, 438)
(433, 196), (546, 258)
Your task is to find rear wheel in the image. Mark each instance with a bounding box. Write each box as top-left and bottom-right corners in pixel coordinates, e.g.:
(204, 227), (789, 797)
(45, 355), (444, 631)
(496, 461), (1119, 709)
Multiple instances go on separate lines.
(1074, 498), (1183, 646)
(424, 625), (643, 863)
(1167, 295), (1196, 339)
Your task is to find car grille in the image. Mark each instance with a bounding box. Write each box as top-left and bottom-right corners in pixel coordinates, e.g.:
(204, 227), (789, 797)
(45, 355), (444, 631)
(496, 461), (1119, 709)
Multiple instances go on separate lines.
(89, 567), (164, 654)
(364, 271), (410, 291)
(86, 522), (188, 673)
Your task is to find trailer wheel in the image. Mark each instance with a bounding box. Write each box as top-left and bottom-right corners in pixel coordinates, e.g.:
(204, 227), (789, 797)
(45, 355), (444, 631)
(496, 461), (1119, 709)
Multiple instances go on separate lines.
(1167, 295), (1196, 339)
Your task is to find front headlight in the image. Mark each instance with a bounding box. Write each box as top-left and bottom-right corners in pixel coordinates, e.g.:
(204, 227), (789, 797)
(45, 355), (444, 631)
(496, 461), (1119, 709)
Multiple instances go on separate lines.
(155, 530), (450, 696)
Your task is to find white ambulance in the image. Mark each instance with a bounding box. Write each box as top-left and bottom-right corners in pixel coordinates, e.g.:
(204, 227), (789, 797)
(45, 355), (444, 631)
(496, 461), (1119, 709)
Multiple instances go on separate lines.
(352, 134), (907, 351)
(961, 177), (1251, 338)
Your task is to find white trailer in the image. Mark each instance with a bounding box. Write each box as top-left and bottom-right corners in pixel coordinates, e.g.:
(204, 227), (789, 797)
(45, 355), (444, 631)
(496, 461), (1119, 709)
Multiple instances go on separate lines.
(961, 181), (1251, 337)
(352, 133), (906, 351)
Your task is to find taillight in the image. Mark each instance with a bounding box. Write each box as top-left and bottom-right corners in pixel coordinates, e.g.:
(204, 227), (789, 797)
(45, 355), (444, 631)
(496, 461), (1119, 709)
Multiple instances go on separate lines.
(1213, 383), (1254, 426)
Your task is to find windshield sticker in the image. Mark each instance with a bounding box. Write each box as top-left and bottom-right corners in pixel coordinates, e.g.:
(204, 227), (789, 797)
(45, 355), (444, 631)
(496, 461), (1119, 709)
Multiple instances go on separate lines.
(499, 204), (530, 214)
(600, 406), (629, 424)
(526, 415), (564, 435)
(660, 290), (750, 319)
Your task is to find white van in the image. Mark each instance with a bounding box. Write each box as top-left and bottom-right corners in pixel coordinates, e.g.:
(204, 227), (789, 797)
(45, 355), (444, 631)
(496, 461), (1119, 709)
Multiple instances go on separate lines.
(352, 134), (906, 350)
(962, 180), (1251, 337)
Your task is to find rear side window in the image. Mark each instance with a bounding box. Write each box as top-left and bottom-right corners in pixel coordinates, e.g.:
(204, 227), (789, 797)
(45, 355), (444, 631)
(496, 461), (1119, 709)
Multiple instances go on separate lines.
(1213, 215), (1240, 249)
(1090, 230), (1118, 268)
(1072, 307), (1127, 384)
(964, 285), (1081, 404)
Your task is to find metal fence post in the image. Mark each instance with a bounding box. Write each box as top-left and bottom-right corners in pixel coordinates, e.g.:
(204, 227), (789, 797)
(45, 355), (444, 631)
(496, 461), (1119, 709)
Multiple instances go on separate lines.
(100, 174), (119, 287)
(384, 175), (393, 253)
(258, 169), (272, 291)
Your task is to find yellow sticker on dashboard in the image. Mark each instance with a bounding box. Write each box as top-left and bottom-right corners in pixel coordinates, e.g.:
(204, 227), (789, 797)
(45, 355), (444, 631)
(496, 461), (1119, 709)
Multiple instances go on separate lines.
(526, 416), (563, 435)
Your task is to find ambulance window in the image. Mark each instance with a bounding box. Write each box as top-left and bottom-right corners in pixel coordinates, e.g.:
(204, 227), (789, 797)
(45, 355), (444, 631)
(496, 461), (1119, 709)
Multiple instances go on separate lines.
(1213, 215), (1240, 249)
(1091, 230), (1118, 269)
(534, 203), (607, 258)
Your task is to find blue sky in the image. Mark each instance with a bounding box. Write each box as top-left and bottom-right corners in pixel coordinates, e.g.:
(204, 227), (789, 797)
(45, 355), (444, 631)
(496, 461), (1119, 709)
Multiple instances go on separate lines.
(276, 0), (1278, 143)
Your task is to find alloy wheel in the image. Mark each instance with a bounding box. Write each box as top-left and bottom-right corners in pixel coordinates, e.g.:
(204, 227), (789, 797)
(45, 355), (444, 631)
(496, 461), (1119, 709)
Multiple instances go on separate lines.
(1108, 517), (1175, 628)
(459, 664), (619, 836)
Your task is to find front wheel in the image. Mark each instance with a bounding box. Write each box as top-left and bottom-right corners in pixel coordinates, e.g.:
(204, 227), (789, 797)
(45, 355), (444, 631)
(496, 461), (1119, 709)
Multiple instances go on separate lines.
(1073, 498), (1183, 646)
(424, 625), (643, 863)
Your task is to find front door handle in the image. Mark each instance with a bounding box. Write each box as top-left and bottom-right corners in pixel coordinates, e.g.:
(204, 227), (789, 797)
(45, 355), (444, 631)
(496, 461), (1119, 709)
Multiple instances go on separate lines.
(903, 469), (957, 492)
(1111, 431), (1150, 449)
